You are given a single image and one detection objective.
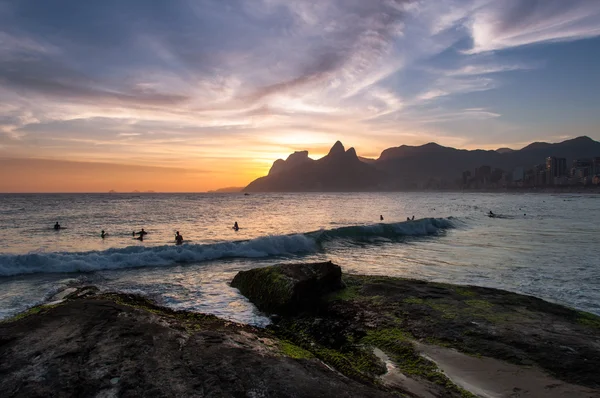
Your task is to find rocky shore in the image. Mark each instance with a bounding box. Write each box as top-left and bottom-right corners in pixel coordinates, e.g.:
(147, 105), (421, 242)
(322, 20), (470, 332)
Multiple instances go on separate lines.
(2, 262), (600, 397)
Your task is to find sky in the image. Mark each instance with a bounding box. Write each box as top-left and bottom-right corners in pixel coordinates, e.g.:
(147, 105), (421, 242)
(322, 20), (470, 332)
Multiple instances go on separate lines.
(1, 0), (599, 192)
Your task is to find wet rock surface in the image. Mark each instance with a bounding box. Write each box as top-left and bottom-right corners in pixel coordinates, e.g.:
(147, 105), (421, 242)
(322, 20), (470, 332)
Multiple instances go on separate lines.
(0, 290), (387, 398)
(3, 263), (600, 398)
(230, 261), (344, 315)
(234, 265), (600, 397)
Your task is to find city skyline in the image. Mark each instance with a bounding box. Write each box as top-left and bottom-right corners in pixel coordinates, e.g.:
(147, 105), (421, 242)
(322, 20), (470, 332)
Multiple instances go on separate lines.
(1, 1), (600, 191)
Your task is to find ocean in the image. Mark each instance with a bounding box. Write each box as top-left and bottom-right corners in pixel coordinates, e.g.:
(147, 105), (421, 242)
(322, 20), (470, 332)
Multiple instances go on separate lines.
(0, 192), (598, 326)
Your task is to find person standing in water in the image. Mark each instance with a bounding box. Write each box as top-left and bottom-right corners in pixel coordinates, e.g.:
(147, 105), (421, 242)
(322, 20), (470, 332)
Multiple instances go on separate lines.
(54, 222), (60, 230)
(175, 231), (183, 245)
(101, 230), (107, 239)
(380, 215), (384, 221)
(233, 222), (239, 231)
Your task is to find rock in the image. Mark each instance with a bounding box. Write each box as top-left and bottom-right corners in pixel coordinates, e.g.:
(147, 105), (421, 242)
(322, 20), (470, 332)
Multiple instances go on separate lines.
(0, 291), (388, 398)
(231, 261), (345, 315)
(268, 151), (312, 176)
(272, 274), (600, 396)
(327, 141), (346, 157)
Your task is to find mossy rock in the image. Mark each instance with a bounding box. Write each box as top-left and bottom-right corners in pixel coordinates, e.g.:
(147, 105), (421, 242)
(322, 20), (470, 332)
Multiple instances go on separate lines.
(231, 261), (345, 315)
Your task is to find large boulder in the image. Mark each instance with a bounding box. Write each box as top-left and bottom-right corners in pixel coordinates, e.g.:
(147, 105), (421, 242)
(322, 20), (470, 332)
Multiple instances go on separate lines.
(231, 262), (345, 314)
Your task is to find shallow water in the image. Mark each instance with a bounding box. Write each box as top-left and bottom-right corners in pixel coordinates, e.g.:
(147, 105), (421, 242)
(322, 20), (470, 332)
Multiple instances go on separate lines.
(0, 192), (598, 325)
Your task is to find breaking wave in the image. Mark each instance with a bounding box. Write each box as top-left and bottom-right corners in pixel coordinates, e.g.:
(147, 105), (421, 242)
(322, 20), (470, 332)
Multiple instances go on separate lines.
(0, 218), (456, 277)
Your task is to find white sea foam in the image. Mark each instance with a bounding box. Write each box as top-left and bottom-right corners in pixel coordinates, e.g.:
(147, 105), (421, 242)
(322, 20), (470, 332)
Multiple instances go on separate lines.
(0, 218), (455, 277)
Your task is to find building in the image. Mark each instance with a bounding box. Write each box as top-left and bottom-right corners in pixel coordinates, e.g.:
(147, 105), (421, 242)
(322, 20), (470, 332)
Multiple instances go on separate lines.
(554, 176), (568, 186)
(537, 171), (547, 186)
(532, 164), (546, 186)
(546, 157), (567, 179)
(512, 167), (524, 182)
(462, 170), (471, 186)
(593, 157), (600, 175)
(572, 159), (592, 177)
(475, 166), (491, 178)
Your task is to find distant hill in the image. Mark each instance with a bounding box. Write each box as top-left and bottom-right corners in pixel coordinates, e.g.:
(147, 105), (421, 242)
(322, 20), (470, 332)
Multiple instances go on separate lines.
(209, 187), (244, 193)
(243, 136), (600, 192)
(496, 148), (515, 154)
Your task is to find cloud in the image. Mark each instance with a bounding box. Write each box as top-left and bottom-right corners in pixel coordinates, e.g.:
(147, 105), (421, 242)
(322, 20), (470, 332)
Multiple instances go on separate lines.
(0, 57), (190, 107)
(0, 31), (59, 55)
(464, 0), (600, 53)
(445, 63), (537, 76)
(0, 0), (599, 185)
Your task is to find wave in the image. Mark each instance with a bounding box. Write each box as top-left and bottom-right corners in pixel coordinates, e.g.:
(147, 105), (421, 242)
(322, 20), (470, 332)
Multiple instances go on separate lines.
(0, 218), (455, 277)
(309, 217), (456, 242)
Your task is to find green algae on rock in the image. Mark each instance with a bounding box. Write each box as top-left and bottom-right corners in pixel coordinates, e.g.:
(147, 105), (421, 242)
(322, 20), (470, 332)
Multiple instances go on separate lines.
(230, 261), (344, 314)
(232, 264), (600, 397)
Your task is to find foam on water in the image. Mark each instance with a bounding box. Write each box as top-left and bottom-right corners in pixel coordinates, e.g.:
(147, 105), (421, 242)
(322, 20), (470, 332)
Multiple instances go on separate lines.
(2, 192), (599, 324)
(0, 218), (454, 277)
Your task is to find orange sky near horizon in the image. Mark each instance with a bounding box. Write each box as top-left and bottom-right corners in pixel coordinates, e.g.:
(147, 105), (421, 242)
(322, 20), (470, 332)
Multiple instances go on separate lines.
(0, 146), (333, 193)
(0, 157), (261, 193)
(0, 135), (588, 193)
(2, 1), (600, 193)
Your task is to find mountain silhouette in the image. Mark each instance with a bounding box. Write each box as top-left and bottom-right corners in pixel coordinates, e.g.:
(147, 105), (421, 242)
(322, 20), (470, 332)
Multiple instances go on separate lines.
(243, 136), (600, 192)
(244, 141), (384, 192)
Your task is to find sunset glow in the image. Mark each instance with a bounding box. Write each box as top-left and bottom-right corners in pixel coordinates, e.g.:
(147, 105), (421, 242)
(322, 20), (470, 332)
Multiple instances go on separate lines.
(1, 0), (599, 192)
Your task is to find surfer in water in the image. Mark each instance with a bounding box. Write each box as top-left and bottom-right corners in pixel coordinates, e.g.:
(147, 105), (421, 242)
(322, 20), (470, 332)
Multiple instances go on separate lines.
(233, 222), (239, 231)
(488, 211), (495, 217)
(54, 222), (61, 230)
(101, 230), (107, 239)
(175, 231), (183, 245)
(380, 215), (384, 221)
(133, 228), (147, 236)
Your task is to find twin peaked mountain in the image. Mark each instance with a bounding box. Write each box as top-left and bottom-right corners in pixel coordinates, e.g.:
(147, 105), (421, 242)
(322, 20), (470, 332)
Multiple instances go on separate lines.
(245, 141), (381, 192)
(243, 137), (600, 192)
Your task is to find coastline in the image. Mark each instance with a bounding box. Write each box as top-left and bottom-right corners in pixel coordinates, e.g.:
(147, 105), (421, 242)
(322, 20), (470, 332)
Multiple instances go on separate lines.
(2, 265), (599, 397)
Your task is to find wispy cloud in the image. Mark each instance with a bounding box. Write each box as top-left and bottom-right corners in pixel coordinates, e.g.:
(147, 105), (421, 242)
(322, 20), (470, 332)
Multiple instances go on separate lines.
(463, 0), (600, 53)
(0, 0), (599, 189)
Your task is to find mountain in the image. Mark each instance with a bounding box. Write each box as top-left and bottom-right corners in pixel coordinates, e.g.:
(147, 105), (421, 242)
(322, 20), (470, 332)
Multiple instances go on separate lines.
(506, 136), (600, 168)
(373, 143), (502, 186)
(358, 156), (376, 164)
(243, 136), (600, 192)
(268, 151), (313, 176)
(496, 148), (515, 154)
(244, 141), (385, 192)
(208, 187), (244, 193)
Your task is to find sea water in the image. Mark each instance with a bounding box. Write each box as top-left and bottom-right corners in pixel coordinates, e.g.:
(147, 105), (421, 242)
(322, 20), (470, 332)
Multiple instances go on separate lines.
(0, 192), (598, 326)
